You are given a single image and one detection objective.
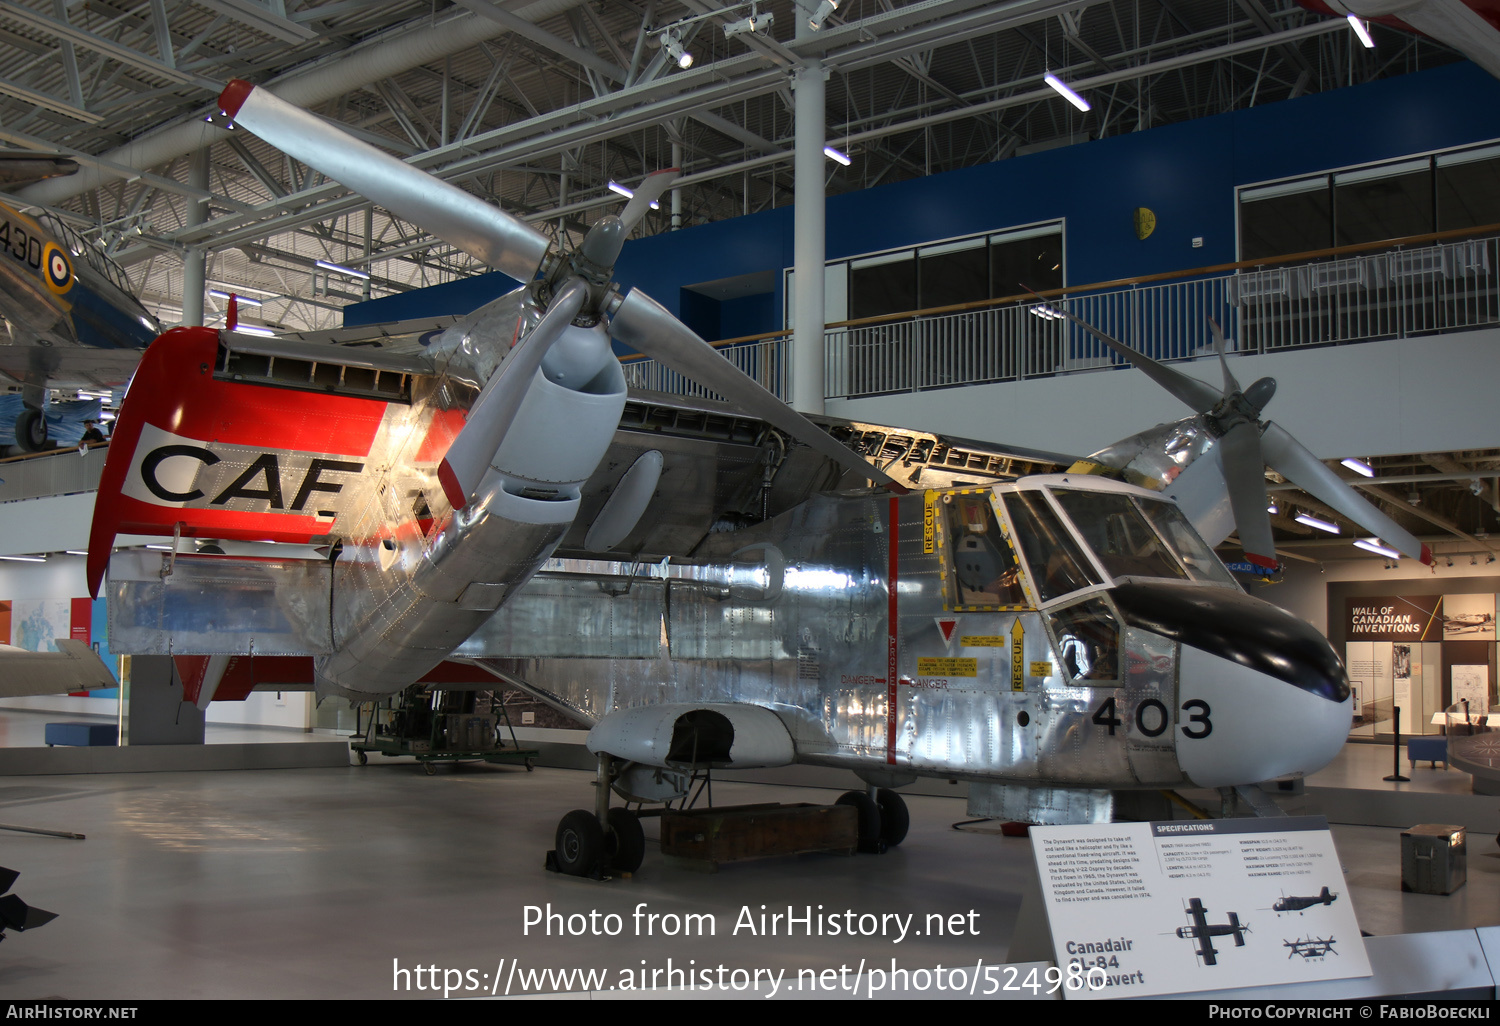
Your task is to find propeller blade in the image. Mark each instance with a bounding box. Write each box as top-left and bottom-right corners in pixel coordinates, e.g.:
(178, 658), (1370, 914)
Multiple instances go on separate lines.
(1260, 422), (1433, 564)
(1218, 421), (1278, 569)
(1041, 302), (1224, 413)
(438, 279), (589, 508)
(609, 288), (906, 492)
(219, 80), (551, 285)
(1207, 318), (1241, 394)
(618, 169), (680, 233)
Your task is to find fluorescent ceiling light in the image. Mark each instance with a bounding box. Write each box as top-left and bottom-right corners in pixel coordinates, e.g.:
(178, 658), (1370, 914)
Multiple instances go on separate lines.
(608, 180), (659, 210)
(209, 290), (263, 307)
(1294, 512), (1341, 534)
(0, 554), (47, 562)
(1347, 14), (1375, 48)
(233, 325), (277, 337)
(1340, 457), (1375, 477)
(315, 260), (370, 280)
(823, 146), (851, 166)
(1354, 538), (1401, 559)
(1044, 73), (1091, 112)
(65, 550), (89, 556)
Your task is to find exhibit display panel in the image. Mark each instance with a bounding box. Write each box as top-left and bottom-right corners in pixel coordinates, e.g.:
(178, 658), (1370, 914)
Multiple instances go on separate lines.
(1341, 591), (1497, 739)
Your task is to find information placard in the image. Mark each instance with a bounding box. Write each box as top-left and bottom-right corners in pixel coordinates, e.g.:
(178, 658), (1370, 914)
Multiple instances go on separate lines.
(1030, 816), (1371, 999)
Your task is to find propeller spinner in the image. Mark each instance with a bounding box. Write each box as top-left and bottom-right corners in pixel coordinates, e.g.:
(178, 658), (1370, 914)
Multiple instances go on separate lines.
(218, 81), (902, 500)
(1045, 302), (1431, 568)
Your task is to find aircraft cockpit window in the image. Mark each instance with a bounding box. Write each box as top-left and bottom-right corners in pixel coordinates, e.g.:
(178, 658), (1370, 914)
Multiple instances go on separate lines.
(1047, 598), (1120, 684)
(999, 490), (1102, 603)
(1052, 490), (1188, 582)
(1136, 499), (1239, 587)
(936, 491), (1027, 609)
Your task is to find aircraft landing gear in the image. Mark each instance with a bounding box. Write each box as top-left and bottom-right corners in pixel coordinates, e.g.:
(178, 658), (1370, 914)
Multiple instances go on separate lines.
(546, 754), (646, 878)
(836, 787), (909, 853)
(14, 409), (47, 452)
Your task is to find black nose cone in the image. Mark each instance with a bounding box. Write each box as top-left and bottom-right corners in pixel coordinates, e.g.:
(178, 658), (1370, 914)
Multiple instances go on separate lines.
(1110, 581), (1349, 702)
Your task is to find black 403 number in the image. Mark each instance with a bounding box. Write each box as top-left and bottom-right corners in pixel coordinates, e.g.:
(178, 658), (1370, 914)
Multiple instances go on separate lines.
(1090, 696), (1213, 738)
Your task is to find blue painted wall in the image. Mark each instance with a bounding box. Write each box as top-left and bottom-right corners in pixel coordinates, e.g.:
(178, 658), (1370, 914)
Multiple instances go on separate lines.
(346, 62), (1500, 338)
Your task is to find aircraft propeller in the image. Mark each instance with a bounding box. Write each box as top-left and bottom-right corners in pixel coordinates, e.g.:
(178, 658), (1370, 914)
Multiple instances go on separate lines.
(1040, 301), (1431, 568)
(218, 80), (902, 503)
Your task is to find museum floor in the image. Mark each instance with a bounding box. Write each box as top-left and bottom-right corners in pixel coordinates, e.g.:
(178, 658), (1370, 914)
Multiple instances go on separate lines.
(0, 708), (1495, 1000)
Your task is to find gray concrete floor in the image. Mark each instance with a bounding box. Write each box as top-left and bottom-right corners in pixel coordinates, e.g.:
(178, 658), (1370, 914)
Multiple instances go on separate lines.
(0, 709), (1495, 1000)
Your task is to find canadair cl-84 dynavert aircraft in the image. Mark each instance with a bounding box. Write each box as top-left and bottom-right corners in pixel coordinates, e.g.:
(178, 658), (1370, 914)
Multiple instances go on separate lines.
(80, 80), (1428, 878)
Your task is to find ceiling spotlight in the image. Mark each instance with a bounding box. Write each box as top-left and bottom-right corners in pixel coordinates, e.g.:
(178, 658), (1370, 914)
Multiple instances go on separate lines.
(1407, 489), (1421, 506)
(1294, 511), (1341, 534)
(723, 10), (773, 37)
(809, 0), (838, 31)
(1347, 14), (1376, 48)
(1472, 554), (1479, 566)
(1340, 457), (1375, 478)
(1446, 556), (1455, 568)
(1470, 477), (1485, 496)
(1044, 72), (1091, 112)
(1488, 554), (1495, 564)
(1267, 503), (1278, 515)
(660, 30), (693, 69)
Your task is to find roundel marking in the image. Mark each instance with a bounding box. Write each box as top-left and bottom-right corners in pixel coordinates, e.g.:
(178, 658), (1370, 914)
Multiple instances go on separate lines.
(42, 242), (73, 295)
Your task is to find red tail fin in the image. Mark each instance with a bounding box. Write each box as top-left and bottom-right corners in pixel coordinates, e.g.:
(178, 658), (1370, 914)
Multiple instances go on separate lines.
(88, 328), (403, 596)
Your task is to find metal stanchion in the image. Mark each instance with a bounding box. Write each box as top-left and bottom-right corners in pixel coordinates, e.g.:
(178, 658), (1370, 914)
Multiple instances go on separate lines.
(1384, 705), (1411, 782)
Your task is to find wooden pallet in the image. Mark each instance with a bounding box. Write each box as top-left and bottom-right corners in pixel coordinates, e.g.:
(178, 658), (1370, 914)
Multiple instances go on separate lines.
(659, 802), (858, 872)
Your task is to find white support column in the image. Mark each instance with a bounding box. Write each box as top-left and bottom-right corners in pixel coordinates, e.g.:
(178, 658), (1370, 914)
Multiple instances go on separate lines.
(671, 138), (683, 231)
(791, 47), (826, 415)
(181, 148), (209, 326)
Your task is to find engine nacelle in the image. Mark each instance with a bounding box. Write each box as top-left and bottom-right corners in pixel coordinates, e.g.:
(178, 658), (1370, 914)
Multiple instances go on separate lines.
(587, 702), (796, 769)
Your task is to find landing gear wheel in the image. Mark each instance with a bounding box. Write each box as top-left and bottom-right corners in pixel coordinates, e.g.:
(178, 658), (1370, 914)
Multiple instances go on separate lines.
(836, 790), (885, 853)
(876, 788), (909, 847)
(605, 807), (645, 873)
(555, 810), (604, 877)
(15, 409), (47, 452)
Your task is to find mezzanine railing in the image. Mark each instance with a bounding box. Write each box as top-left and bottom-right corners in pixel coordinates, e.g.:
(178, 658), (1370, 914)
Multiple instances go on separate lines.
(623, 224), (1500, 402)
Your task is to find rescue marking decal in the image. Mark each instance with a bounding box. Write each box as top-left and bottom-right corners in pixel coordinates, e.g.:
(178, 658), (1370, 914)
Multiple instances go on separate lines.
(1011, 618), (1025, 692)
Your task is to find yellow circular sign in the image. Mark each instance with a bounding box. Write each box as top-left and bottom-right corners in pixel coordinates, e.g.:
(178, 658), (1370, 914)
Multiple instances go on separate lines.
(1134, 207), (1157, 241)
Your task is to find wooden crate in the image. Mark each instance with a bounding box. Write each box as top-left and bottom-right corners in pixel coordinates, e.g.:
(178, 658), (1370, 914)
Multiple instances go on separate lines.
(659, 803), (858, 871)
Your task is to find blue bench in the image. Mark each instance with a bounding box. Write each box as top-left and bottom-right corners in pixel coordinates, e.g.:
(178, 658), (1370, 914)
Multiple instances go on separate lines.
(44, 722), (118, 747)
(1406, 736), (1447, 770)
